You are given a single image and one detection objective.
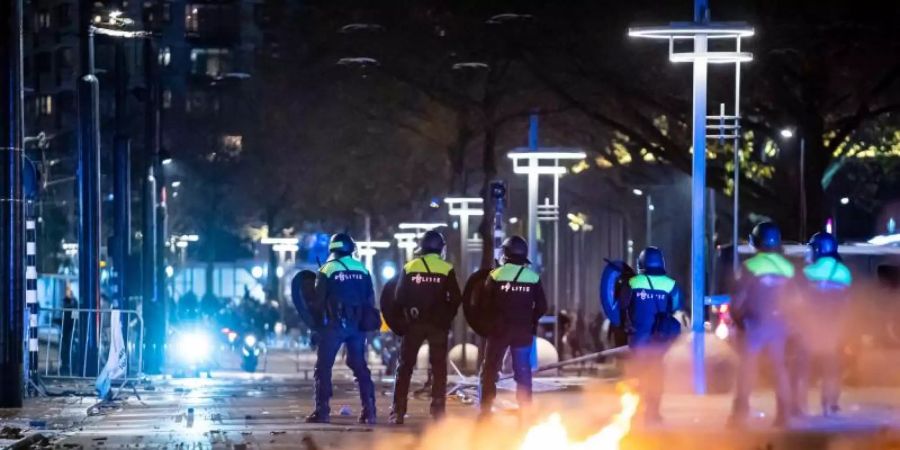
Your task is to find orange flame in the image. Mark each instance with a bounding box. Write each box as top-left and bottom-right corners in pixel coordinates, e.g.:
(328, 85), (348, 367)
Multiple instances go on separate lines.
(519, 388), (640, 450)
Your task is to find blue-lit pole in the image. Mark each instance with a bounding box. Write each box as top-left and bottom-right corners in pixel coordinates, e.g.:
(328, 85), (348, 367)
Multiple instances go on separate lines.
(0, 0), (26, 407)
(690, 0), (710, 395)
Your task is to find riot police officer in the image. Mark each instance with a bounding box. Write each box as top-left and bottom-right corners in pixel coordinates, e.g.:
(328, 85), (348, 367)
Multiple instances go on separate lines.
(622, 247), (683, 424)
(728, 222), (798, 427)
(306, 233), (378, 424)
(478, 236), (547, 420)
(389, 231), (461, 424)
(793, 232), (852, 417)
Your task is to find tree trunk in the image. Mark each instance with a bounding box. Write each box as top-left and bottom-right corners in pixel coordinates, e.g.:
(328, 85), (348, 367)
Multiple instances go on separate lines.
(803, 119), (829, 240)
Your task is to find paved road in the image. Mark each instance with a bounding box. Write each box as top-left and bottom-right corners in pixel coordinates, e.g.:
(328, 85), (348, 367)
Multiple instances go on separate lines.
(2, 349), (900, 449)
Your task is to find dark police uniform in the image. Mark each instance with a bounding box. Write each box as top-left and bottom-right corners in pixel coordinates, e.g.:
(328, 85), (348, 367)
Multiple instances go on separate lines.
(622, 273), (683, 421)
(390, 253), (461, 422)
(478, 263), (547, 415)
(309, 255), (377, 423)
(794, 255), (852, 416)
(729, 251), (798, 425)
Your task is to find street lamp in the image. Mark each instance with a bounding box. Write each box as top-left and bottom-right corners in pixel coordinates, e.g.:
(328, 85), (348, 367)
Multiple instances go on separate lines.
(629, 0), (753, 394)
(444, 197), (483, 371)
(355, 240), (391, 277)
(566, 213), (593, 325)
(393, 232), (419, 264)
(444, 198), (484, 276)
(632, 189), (655, 246)
(780, 127), (807, 239)
(507, 147), (585, 354)
(395, 222), (448, 263)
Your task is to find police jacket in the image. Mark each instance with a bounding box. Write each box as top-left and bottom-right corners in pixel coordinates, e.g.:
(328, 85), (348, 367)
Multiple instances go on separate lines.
(803, 256), (852, 297)
(622, 274), (683, 342)
(394, 253), (462, 330)
(731, 252), (799, 332)
(481, 263), (548, 346)
(798, 256), (852, 349)
(314, 256), (375, 332)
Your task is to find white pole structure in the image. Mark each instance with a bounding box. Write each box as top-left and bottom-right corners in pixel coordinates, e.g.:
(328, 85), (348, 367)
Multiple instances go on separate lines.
(629, 1), (753, 394)
(355, 240), (391, 276)
(444, 197), (483, 372)
(393, 232), (419, 264)
(508, 149), (585, 357)
(396, 222), (448, 263)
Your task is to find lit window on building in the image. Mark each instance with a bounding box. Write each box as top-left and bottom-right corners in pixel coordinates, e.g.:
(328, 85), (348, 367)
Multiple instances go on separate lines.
(162, 89), (173, 109)
(222, 135), (242, 155)
(185, 4), (236, 35)
(37, 95), (53, 115)
(158, 46), (171, 66)
(37, 10), (51, 29)
(185, 5), (199, 32)
(190, 48), (231, 77)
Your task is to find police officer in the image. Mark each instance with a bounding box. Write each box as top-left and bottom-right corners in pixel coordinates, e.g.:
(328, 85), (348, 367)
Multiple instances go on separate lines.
(728, 222), (798, 427)
(793, 232), (852, 417)
(306, 233), (377, 424)
(389, 231), (461, 424)
(622, 247), (683, 424)
(478, 236), (547, 420)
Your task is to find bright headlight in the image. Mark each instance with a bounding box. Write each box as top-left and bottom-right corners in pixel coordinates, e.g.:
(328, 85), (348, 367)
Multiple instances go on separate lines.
(178, 331), (211, 362)
(243, 334), (257, 347)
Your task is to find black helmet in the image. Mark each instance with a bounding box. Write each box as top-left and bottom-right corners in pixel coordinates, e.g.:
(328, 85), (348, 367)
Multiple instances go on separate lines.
(417, 230), (445, 255)
(808, 232), (838, 260)
(328, 233), (355, 257)
(637, 247), (666, 275)
(750, 222), (782, 252)
(501, 236), (530, 264)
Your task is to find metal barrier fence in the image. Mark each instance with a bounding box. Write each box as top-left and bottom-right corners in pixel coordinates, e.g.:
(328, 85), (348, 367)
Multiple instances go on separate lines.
(35, 307), (143, 380)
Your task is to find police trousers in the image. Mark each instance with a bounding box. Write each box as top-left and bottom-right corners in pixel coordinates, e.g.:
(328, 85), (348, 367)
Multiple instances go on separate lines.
(628, 339), (671, 419)
(313, 326), (375, 415)
(732, 326), (792, 419)
(791, 339), (842, 414)
(479, 335), (532, 412)
(391, 324), (449, 416)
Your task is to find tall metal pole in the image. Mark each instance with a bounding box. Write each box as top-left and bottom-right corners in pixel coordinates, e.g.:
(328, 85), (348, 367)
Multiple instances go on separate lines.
(799, 137), (807, 240)
(142, 36), (163, 374)
(732, 39), (742, 276)
(113, 38), (131, 310)
(552, 172), (560, 358)
(527, 114), (539, 266)
(0, 0), (26, 407)
(457, 213), (469, 371)
(690, 3), (710, 395)
(77, 1), (102, 377)
(645, 194), (653, 246)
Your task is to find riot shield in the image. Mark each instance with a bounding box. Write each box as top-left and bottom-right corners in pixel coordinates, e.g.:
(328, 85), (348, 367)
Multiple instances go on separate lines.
(598, 259), (635, 327)
(290, 270), (319, 329)
(378, 276), (408, 336)
(462, 268), (493, 337)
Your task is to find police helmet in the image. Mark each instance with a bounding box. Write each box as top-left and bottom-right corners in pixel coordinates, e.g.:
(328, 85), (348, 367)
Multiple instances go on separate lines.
(417, 230), (446, 255)
(328, 233), (355, 257)
(637, 247), (666, 275)
(501, 236), (530, 265)
(750, 222), (782, 252)
(808, 231), (838, 260)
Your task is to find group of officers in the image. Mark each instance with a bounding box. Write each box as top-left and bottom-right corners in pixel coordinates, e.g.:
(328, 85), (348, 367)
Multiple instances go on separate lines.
(300, 220), (852, 427)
